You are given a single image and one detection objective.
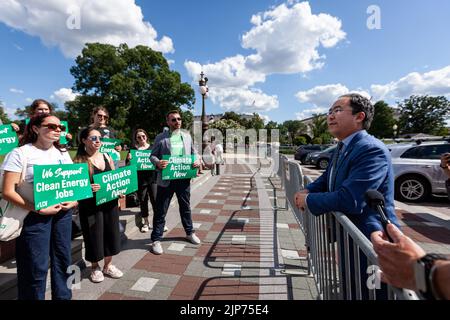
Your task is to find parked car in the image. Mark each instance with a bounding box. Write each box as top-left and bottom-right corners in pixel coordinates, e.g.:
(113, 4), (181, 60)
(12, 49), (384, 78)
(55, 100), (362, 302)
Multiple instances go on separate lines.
(389, 140), (450, 202)
(294, 144), (329, 164)
(307, 145), (337, 169)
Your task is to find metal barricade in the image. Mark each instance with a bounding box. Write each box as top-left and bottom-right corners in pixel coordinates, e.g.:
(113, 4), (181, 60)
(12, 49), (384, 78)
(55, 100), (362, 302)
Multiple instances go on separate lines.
(276, 156), (417, 300)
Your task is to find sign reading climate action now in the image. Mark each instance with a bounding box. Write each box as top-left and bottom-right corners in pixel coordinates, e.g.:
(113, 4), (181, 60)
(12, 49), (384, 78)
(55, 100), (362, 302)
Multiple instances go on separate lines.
(162, 155), (198, 180)
(100, 138), (121, 161)
(93, 166), (138, 205)
(130, 149), (154, 170)
(33, 163), (93, 210)
(0, 124), (19, 155)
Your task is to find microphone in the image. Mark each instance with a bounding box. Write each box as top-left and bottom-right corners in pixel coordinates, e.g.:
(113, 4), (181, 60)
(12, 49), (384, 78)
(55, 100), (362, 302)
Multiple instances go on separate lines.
(365, 190), (393, 242)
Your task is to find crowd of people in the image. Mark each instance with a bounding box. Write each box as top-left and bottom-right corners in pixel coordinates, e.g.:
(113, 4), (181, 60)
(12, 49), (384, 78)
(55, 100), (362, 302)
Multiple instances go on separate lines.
(0, 96), (448, 300)
(0, 100), (224, 300)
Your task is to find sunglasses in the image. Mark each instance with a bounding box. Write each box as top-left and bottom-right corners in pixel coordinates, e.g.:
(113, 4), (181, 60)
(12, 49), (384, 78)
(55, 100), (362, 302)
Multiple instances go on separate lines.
(136, 135), (146, 140)
(171, 117), (182, 122)
(88, 135), (102, 142)
(97, 114), (108, 119)
(41, 123), (66, 131)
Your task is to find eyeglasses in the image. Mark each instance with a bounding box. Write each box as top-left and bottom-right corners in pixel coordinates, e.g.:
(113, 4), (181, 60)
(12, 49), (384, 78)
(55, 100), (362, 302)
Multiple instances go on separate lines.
(170, 117), (182, 122)
(327, 107), (354, 116)
(97, 114), (108, 119)
(87, 135), (102, 142)
(41, 123), (66, 131)
(136, 135), (146, 140)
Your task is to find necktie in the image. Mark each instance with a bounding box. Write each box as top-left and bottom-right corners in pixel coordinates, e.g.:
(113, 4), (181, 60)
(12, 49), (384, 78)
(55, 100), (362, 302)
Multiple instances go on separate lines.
(329, 142), (344, 191)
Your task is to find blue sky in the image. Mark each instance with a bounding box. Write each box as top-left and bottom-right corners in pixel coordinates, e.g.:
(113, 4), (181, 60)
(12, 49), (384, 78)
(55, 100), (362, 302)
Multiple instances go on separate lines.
(1, 0), (450, 124)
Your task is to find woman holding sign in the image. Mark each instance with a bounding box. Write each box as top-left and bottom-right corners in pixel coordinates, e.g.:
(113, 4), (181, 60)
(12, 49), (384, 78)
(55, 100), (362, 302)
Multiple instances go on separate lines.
(74, 127), (123, 283)
(126, 129), (158, 233)
(1, 113), (76, 300)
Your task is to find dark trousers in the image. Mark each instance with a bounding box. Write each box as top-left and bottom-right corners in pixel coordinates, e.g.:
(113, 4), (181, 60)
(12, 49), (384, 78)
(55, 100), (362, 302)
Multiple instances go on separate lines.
(151, 179), (193, 242)
(16, 209), (73, 300)
(138, 182), (157, 218)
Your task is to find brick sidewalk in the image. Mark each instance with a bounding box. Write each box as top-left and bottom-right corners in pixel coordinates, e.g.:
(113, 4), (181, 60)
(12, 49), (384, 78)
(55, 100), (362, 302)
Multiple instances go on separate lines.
(67, 159), (316, 300)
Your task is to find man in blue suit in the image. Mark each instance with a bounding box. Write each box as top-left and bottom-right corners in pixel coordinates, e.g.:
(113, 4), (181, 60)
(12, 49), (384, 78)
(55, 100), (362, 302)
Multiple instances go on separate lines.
(294, 93), (399, 299)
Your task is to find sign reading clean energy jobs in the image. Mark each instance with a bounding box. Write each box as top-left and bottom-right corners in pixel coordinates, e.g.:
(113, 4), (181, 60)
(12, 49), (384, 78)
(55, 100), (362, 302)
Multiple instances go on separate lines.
(0, 124), (19, 155)
(93, 166), (138, 205)
(161, 155), (197, 180)
(33, 163), (93, 210)
(100, 138), (121, 161)
(130, 149), (154, 170)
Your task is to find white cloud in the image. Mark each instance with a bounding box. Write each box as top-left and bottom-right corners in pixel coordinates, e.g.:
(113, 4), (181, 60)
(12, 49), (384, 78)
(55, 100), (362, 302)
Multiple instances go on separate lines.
(50, 88), (79, 105)
(13, 43), (23, 51)
(9, 88), (24, 94)
(210, 88), (278, 113)
(295, 84), (371, 119)
(242, 2), (346, 74)
(0, 0), (174, 58)
(371, 65), (450, 101)
(184, 1), (345, 113)
(296, 84), (371, 108)
(295, 107), (328, 120)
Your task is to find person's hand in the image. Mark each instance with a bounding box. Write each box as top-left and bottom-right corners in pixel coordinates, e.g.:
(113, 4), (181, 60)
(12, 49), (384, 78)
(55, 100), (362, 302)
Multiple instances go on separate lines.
(91, 183), (101, 192)
(66, 133), (73, 140)
(440, 153), (450, 168)
(60, 201), (78, 211)
(126, 153), (131, 160)
(38, 204), (62, 215)
(157, 159), (169, 170)
(193, 159), (201, 168)
(294, 190), (308, 211)
(371, 223), (426, 290)
(11, 123), (20, 132)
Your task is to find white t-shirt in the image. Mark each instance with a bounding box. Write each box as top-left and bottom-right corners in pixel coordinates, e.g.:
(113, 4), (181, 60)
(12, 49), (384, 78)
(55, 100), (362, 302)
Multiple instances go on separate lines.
(1, 143), (73, 183)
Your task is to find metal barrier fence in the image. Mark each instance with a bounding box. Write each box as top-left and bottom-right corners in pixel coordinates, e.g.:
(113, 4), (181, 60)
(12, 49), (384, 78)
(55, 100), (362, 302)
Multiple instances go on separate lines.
(277, 155), (418, 300)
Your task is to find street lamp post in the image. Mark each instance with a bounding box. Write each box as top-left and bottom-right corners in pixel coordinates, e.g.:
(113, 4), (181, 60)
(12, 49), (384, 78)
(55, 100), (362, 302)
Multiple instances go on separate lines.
(199, 71), (209, 151)
(393, 124), (398, 140)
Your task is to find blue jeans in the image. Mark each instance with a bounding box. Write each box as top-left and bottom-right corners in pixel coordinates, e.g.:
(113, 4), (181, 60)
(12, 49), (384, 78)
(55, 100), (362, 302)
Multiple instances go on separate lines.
(16, 209), (73, 300)
(151, 179), (193, 242)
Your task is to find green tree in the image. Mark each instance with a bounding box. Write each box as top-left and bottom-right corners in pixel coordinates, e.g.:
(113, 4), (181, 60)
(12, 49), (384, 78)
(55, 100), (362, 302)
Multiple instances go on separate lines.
(309, 114), (332, 143)
(69, 43), (195, 143)
(398, 95), (450, 135)
(0, 101), (10, 124)
(265, 121), (278, 130)
(293, 136), (307, 145)
(282, 120), (307, 144)
(368, 101), (396, 138)
(245, 113), (265, 130)
(221, 111), (243, 124)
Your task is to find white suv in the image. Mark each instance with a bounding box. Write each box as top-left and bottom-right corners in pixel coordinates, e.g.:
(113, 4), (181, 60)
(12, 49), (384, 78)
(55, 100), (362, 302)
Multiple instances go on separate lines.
(388, 140), (450, 202)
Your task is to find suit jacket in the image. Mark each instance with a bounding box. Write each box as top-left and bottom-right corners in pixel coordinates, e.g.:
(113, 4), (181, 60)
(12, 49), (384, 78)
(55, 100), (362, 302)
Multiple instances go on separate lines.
(150, 130), (198, 187)
(306, 130), (399, 238)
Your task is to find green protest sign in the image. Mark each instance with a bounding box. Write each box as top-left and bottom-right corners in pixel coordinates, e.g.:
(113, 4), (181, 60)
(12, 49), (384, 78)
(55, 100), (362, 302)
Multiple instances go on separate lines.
(0, 125), (19, 155)
(162, 155), (198, 180)
(93, 166), (138, 205)
(100, 138), (121, 161)
(130, 149), (154, 170)
(25, 119), (69, 145)
(33, 163), (93, 210)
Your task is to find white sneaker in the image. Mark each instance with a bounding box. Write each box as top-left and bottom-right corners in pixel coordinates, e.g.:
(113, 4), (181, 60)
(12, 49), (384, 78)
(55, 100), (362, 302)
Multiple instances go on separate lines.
(103, 265), (123, 279)
(163, 225), (168, 232)
(90, 267), (104, 283)
(141, 224), (149, 233)
(186, 233), (201, 245)
(151, 241), (163, 255)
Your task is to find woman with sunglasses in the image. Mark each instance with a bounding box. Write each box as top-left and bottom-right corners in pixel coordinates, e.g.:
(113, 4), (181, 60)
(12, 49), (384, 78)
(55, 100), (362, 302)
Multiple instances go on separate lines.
(90, 106), (116, 139)
(74, 127), (123, 283)
(11, 99), (73, 143)
(126, 129), (159, 233)
(1, 113), (77, 300)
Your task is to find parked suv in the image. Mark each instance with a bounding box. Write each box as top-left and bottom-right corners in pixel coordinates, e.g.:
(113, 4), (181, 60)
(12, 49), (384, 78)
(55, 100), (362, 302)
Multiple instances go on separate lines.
(389, 140), (450, 202)
(307, 145), (337, 169)
(295, 145), (329, 164)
